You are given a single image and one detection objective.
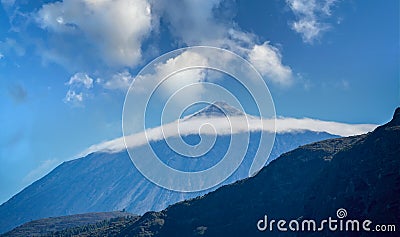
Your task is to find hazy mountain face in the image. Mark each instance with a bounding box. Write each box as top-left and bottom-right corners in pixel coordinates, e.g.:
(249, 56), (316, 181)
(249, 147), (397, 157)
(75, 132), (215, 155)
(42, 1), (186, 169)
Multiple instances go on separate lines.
(0, 103), (338, 234)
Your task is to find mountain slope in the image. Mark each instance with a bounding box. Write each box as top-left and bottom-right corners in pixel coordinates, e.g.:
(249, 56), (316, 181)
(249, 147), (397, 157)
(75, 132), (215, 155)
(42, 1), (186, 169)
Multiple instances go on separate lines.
(0, 130), (336, 234)
(113, 108), (400, 237)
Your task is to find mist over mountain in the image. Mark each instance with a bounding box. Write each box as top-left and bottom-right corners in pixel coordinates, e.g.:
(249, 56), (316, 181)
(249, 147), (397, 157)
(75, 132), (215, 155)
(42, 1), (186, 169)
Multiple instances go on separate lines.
(0, 102), (339, 234)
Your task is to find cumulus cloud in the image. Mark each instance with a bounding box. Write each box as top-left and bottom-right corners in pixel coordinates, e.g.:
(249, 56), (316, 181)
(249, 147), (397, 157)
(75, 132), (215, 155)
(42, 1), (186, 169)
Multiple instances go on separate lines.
(35, 0), (153, 68)
(130, 45), (291, 108)
(133, 50), (210, 103)
(247, 42), (292, 86)
(287, 0), (337, 43)
(64, 72), (94, 106)
(4, 0), (295, 92)
(154, 0), (294, 86)
(151, 51), (209, 98)
(5, 0), (294, 88)
(77, 115), (377, 157)
(153, 0), (226, 46)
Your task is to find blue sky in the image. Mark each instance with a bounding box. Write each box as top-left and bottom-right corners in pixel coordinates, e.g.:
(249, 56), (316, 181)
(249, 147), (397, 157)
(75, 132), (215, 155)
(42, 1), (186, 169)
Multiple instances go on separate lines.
(0, 0), (399, 203)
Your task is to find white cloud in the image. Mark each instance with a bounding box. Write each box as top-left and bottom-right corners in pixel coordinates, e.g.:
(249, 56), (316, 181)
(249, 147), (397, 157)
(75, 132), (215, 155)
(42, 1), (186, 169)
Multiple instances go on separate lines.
(64, 72), (94, 105)
(64, 90), (83, 104)
(155, 1), (294, 86)
(292, 19), (325, 43)
(11, 0), (294, 89)
(101, 70), (134, 91)
(221, 30), (294, 85)
(153, 0), (226, 46)
(153, 51), (209, 97)
(322, 0), (337, 15)
(35, 0), (153, 68)
(287, 0), (337, 43)
(273, 117), (376, 136)
(67, 72), (93, 89)
(247, 42), (292, 86)
(133, 50), (210, 103)
(77, 115), (377, 157)
(4, 0), (295, 90)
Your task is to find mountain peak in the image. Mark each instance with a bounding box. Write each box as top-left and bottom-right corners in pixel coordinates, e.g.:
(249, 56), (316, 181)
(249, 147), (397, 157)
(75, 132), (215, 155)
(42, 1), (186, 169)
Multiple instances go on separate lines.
(184, 101), (245, 120)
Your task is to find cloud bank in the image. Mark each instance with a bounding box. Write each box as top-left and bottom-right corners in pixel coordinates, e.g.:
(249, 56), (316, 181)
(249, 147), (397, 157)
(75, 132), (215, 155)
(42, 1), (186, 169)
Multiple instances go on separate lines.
(1, 0), (301, 107)
(30, 0), (294, 96)
(78, 116), (377, 157)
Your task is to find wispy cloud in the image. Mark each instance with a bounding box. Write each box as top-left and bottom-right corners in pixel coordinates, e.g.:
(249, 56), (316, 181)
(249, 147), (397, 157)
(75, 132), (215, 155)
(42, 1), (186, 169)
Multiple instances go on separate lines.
(0, 38), (25, 57)
(23, 159), (60, 185)
(63, 90), (84, 105)
(66, 72), (93, 89)
(63, 72), (93, 106)
(287, 0), (337, 43)
(77, 116), (377, 157)
(0, 0), (15, 8)
(99, 70), (134, 91)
